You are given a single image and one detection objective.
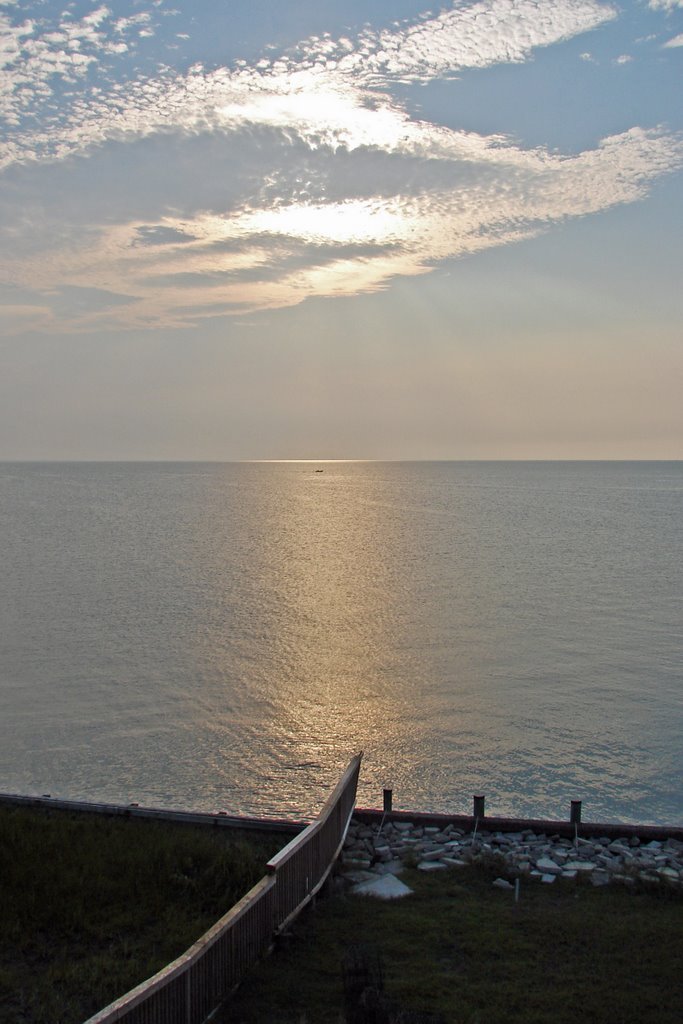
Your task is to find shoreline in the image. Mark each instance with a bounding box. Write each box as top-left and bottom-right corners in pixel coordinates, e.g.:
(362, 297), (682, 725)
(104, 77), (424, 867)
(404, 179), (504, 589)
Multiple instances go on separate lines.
(2, 790), (682, 843)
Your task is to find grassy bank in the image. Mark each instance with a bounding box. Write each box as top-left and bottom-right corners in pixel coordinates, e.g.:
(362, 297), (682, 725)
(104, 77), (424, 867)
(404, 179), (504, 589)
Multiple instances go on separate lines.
(224, 862), (683, 1024)
(0, 804), (284, 1024)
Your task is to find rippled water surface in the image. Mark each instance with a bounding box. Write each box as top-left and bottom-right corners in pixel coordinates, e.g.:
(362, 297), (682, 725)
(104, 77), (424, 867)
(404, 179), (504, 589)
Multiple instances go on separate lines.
(1, 461), (681, 824)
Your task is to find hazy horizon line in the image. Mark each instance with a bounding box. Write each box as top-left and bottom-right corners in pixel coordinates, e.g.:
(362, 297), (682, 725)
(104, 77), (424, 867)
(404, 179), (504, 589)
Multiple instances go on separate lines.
(1, 458), (681, 466)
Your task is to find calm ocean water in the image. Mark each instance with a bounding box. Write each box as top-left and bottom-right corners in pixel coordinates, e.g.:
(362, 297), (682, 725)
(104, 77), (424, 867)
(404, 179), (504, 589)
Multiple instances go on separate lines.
(0, 461), (681, 824)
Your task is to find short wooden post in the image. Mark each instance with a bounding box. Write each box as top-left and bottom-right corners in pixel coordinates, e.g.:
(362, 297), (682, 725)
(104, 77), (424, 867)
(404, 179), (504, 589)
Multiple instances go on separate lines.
(383, 788), (393, 813)
(570, 800), (582, 824)
(473, 795), (485, 819)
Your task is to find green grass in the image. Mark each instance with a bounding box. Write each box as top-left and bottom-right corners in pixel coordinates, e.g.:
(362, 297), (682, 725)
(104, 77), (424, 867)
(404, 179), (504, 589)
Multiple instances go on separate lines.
(0, 804), (283, 1024)
(223, 863), (683, 1024)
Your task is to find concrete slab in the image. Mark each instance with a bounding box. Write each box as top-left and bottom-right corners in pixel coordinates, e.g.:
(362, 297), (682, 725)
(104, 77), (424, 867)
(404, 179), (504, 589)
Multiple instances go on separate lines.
(350, 874), (414, 900)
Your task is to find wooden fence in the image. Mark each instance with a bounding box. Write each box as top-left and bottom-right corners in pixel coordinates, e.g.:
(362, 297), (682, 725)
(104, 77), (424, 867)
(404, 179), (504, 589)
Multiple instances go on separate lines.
(84, 753), (362, 1024)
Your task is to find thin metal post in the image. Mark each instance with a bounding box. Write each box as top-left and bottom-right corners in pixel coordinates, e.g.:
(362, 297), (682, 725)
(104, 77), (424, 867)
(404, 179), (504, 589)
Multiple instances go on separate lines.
(383, 788), (393, 813)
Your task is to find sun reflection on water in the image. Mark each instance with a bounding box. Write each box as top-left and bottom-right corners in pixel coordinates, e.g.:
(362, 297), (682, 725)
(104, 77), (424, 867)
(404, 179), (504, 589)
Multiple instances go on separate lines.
(4, 462), (680, 824)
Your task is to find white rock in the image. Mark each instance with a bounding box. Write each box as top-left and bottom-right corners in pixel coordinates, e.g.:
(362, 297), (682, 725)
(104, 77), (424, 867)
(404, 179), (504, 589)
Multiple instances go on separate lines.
(342, 856), (372, 869)
(421, 849), (446, 862)
(563, 860), (596, 873)
(536, 857), (563, 875)
(351, 874), (414, 899)
(658, 866), (679, 880)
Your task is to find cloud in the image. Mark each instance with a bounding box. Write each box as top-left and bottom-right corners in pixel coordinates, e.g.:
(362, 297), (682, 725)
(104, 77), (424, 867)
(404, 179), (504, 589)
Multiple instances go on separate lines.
(0, 2), (159, 129)
(45, 284), (138, 315)
(663, 32), (683, 46)
(1, 0), (616, 169)
(315, 0), (616, 83)
(2, 121), (679, 333)
(0, 0), (681, 334)
(134, 225), (198, 246)
(648, 0), (683, 9)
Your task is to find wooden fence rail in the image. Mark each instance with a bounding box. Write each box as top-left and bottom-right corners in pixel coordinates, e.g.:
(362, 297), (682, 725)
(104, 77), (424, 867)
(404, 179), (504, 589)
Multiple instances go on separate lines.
(84, 753), (362, 1024)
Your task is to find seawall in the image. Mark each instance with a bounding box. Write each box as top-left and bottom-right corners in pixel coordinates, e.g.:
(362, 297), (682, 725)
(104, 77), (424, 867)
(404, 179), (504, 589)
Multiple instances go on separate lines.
(1, 790), (681, 843)
(0, 791), (304, 837)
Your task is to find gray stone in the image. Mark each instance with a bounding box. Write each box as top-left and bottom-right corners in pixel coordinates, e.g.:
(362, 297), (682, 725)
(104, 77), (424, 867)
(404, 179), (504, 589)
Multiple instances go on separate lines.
(658, 866), (679, 881)
(492, 878), (514, 890)
(378, 859), (406, 876)
(536, 857), (563, 876)
(342, 856), (372, 869)
(344, 817), (683, 891)
(563, 860), (596, 873)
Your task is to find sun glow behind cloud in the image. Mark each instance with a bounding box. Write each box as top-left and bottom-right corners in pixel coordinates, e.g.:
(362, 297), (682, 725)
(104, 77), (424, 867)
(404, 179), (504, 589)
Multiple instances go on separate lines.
(0, 0), (682, 333)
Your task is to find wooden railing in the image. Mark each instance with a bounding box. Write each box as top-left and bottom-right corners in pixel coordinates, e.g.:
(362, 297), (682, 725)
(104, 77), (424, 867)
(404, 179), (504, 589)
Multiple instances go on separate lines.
(84, 753), (362, 1024)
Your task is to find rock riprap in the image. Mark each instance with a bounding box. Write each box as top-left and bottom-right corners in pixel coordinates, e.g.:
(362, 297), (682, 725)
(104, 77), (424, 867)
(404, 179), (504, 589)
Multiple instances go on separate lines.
(340, 819), (683, 888)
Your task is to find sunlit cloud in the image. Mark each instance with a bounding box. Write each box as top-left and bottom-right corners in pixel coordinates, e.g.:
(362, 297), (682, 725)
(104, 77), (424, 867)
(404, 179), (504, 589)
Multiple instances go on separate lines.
(1, 0), (617, 169)
(331, 0), (615, 82)
(0, 3), (158, 128)
(662, 32), (683, 46)
(0, 0), (681, 333)
(2, 122), (679, 333)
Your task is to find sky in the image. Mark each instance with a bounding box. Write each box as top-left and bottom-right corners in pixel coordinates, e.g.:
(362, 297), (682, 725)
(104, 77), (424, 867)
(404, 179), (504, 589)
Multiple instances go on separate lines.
(0, 0), (681, 460)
